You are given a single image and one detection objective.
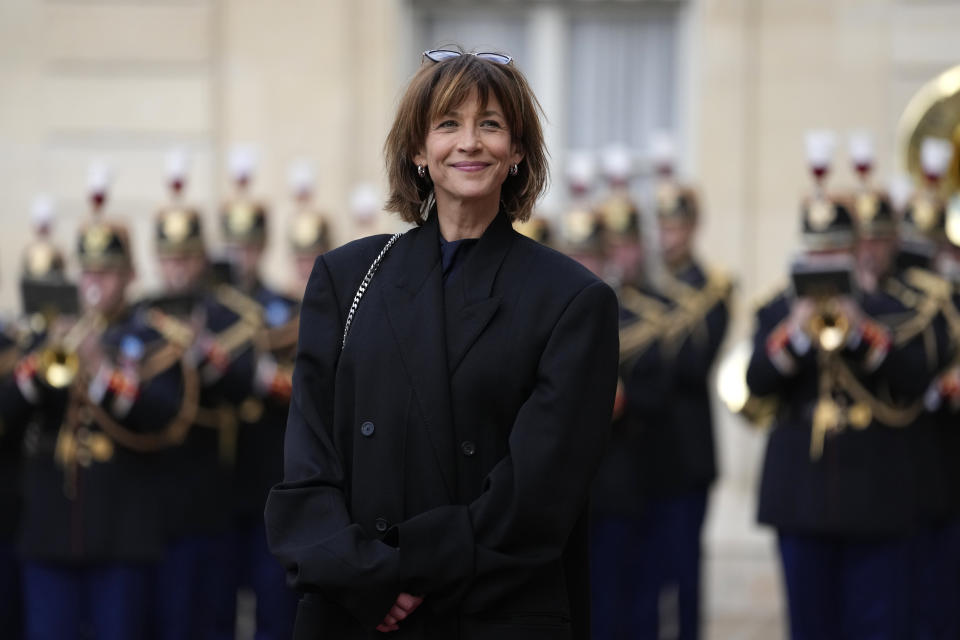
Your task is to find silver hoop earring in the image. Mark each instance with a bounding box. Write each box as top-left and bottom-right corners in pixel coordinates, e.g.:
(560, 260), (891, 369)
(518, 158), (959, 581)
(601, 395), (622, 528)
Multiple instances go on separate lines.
(417, 164), (426, 178)
(509, 163), (519, 176)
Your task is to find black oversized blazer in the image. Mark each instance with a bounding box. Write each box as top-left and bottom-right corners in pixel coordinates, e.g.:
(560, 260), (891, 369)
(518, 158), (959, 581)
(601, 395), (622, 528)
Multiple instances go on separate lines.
(265, 210), (619, 640)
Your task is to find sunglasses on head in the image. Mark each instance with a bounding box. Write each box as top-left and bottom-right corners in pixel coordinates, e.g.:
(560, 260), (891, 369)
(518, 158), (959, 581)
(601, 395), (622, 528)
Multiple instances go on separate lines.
(422, 49), (513, 65)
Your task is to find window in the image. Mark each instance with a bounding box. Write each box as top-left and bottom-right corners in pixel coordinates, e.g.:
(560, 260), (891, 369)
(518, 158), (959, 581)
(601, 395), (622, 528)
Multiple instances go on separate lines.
(409, 1), (684, 208)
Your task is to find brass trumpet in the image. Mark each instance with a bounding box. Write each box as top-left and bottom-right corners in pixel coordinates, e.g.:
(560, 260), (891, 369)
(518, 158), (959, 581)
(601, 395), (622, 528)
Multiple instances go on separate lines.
(37, 312), (106, 389)
(807, 297), (851, 353)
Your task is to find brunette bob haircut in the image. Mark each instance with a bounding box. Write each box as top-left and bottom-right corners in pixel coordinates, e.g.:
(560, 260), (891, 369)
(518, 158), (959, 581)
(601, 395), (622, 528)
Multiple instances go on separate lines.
(384, 47), (548, 224)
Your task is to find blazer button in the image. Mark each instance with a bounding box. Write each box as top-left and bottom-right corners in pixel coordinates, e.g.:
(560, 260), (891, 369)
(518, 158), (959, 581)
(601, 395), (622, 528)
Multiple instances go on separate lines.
(460, 440), (476, 457)
(375, 518), (389, 533)
(360, 421), (375, 437)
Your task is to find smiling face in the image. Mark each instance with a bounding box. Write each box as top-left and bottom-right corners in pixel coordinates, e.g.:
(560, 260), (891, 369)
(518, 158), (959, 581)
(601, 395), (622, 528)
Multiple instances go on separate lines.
(413, 88), (523, 215)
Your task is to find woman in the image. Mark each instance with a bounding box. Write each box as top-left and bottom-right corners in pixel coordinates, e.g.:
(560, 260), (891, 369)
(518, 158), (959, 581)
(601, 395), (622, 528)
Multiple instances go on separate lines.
(265, 48), (619, 640)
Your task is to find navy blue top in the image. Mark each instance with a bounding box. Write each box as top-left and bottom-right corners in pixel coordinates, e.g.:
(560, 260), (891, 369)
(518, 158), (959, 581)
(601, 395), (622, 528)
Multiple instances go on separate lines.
(439, 235), (479, 285)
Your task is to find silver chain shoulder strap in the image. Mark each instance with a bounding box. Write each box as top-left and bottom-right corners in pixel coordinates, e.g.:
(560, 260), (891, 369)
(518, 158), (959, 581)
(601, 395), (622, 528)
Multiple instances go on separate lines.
(341, 232), (403, 350)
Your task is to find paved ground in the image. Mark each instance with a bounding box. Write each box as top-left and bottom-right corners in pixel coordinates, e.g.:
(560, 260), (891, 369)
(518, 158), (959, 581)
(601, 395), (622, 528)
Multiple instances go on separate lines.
(703, 481), (786, 640)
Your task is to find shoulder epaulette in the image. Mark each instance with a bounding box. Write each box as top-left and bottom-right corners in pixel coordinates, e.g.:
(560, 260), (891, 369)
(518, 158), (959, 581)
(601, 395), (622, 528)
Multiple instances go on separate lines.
(704, 267), (735, 300)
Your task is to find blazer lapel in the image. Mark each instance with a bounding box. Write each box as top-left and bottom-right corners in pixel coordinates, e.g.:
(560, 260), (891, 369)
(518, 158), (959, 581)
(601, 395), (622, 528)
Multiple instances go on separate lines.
(379, 215), (458, 501)
(444, 210), (513, 374)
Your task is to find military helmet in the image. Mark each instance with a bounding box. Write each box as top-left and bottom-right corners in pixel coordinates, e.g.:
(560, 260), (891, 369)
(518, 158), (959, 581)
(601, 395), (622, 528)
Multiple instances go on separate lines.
(655, 181), (698, 224)
(78, 162), (132, 270)
(598, 193), (640, 240)
(561, 208), (604, 255)
(221, 199), (267, 245)
(78, 220), (132, 270)
(289, 211), (330, 255)
(800, 195), (855, 251)
(157, 148), (206, 256)
(902, 191), (946, 243)
(847, 132), (897, 239)
(222, 145), (268, 246)
(853, 190), (897, 239)
(514, 216), (553, 245)
(22, 195), (66, 281)
(23, 243), (66, 280)
(156, 206), (205, 256)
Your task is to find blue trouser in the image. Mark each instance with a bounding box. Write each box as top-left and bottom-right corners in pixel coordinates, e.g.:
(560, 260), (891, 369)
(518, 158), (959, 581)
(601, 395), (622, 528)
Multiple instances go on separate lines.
(154, 534), (233, 640)
(909, 518), (960, 640)
(212, 519), (296, 640)
(0, 541), (22, 639)
(777, 532), (910, 640)
(590, 514), (650, 640)
(591, 490), (708, 640)
(22, 561), (153, 640)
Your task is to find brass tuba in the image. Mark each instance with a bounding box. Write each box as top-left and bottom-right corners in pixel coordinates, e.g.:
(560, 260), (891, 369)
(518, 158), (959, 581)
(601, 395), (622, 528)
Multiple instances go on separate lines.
(897, 64), (960, 199)
(716, 339), (777, 427)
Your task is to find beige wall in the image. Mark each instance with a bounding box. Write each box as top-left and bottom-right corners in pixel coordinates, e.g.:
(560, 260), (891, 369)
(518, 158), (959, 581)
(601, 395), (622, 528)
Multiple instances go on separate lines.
(1, 0), (957, 313)
(0, 0), (407, 312)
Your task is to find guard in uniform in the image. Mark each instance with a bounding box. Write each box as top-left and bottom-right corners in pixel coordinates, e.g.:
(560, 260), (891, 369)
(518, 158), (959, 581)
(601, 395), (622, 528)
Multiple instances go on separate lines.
(146, 149), (258, 640)
(560, 208), (606, 279)
(0, 318), (31, 640)
(644, 157), (730, 640)
(213, 147), (298, 640)
(1, 166), (196, 640)
(848, 133), (898, 295)
(348, 182), (381, 235)
(0, 320), (24, 639)
(891, 136), (960, 638)
(926, 187), (960, 638)
(287, 160), (332, 299)
(560, 152), (605, 277)
(746, 134), (945, 639)
(0, 196), (69, 638)
(588, 152), (669, 640)
(596, 145), (642, 289)
(21, 195), (67, 288)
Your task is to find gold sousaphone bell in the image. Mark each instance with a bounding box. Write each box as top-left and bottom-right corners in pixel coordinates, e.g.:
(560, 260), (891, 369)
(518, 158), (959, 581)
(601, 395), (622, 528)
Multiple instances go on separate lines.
(716, 339), (778, 428)
(898, 64), (960, 196)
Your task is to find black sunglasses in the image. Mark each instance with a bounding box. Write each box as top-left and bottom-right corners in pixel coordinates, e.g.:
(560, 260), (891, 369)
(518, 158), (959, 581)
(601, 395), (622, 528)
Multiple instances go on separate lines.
(422, 49), (513, 65)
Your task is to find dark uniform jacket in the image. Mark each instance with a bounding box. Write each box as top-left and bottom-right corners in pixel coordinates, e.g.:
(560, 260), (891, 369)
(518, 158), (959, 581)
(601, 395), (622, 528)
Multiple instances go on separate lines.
(747, 285), (944, 538)
(591, 285), (670, 518)
(265, 210), (620, 640)
(915, 279), (960, 522)
(1, 308), (190, 563)
(234, 284), (298, 522)
(640, 263), (729, 496)
(0, 324), (25, 541)
(142, 291), (257, 538)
